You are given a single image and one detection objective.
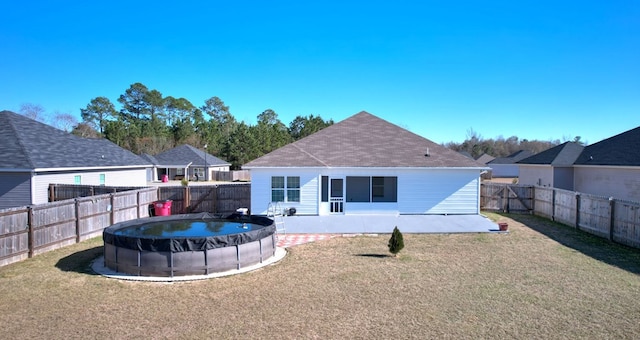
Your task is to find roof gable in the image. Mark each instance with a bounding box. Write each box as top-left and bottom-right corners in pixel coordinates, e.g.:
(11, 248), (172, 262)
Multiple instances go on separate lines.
(153, 144), (230, 167)
(475, 153), (495, 164)
(574, 126), (640, 166)
(518, 142), (584, 166)
(488, 150), (534, 165)
(0, 110), (148, 170)
(244, 111), (486, 168)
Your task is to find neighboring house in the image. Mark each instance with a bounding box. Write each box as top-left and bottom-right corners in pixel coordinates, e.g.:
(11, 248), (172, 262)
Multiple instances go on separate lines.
(486, 150), (533, 178)
(0, 110), (150, 209)
(243, 111), (489, 216)
(475, 153), (495, 165)
(458, 151), (473, 159)
(146, 144), (230, 182)
(475, 153), (496, 180)
(572, 126), (640, 202)
(139, 153), (161, 182)
(517, 142), (584, 190)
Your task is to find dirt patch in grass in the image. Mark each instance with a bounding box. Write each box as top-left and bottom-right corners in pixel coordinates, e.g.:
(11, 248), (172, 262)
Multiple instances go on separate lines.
(1, 214), (639, 339)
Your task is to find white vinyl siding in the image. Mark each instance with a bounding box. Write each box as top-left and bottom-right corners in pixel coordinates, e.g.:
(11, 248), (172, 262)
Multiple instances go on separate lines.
(249, 167), (482, 216)
(398, 170), (479, 214)
(251, 169), (318, 215)
(31, 168), (147, 205)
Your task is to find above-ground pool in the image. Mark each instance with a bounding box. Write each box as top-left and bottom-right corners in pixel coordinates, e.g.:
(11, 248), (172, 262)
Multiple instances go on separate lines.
(103, 212), (277, 277)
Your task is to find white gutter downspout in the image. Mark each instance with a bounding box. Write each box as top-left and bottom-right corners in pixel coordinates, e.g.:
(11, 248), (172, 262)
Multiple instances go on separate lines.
(185, 162), (193, 180)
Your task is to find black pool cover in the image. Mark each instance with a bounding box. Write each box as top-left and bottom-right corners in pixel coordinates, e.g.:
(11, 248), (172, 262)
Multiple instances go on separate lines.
(103, 212), (276, 253)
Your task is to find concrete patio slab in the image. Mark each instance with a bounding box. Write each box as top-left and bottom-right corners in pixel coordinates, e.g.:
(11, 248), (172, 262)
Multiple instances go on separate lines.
(276, 214), (500, 234)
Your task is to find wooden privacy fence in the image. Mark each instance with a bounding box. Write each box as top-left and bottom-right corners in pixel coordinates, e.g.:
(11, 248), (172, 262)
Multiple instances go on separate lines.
(482, 183), (640, 249)
(49, 183), (147, 202)
(0, 187), (158, 267)
(157, 183), (251, 215)
(0, 183), (251, 267)
(212, 170), (250, 182)
(480, 183), (534, 213)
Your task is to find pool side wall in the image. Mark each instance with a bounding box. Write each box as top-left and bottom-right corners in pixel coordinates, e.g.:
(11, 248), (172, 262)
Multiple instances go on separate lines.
(103, 212), (277, 277)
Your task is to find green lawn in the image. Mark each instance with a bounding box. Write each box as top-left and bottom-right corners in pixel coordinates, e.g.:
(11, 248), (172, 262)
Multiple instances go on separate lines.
(0, 213), (639, 339)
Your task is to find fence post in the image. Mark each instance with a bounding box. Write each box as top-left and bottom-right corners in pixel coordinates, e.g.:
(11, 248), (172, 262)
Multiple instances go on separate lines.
(27, 206), (34, 258)
(551, 189), (556, 221)
(49, 184), (55, 202)
(213, 185), (219, 214)
(136, 191), (141, 219)
(609, 197), (615, 241)
(110, 194), (115, 225)
(531, 185), (536, 215)
(75, 199), (81, 243)
(503, 185), (508, 213)
(185, 187), (191, 213)
(575, 193), (581, 230)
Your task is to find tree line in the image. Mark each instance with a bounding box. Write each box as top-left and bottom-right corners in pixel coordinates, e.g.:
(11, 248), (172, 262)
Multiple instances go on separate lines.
(66, 83), (333, 169)
(18, 83), (577, 168)
(444, 128), (582, 160)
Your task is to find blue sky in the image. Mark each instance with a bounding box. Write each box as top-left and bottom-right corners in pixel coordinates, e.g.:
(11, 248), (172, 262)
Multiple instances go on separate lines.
(1, 1), (638, 145)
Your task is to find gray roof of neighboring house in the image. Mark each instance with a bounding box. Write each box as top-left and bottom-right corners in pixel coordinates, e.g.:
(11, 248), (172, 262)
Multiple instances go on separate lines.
(153, 144), (230, 167)
(487, 150), (534, 165)
(475, 153), (495, 164)
(574, 126), (640, 166)
(140, 153), (160, 165)
(458, 151), (473, 159)
(517, 142), (584, 166)
(244, 111), (487, 168)
(0, 110), (149, 170)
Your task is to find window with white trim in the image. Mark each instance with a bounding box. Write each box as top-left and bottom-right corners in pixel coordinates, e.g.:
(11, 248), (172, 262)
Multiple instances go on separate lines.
(194, 168), (204, 179)
(271, 176), (300, 202)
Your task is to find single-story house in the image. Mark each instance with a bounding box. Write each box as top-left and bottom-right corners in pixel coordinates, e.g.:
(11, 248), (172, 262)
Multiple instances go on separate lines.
(572, 126), (640, 202)
(143, 144), (230, 182)
(487, 150), (533, 178)
(0, 110), (150, 209)
(516, 126), (640, 202)
(517, 142), (584, 190)
(243, 111), (489, 216)
(475, 153), (496, 179)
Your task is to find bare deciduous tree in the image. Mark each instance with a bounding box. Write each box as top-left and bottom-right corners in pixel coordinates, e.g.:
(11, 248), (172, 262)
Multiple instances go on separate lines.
(51, 111), (78, 132)
(19, 103), (47, 123)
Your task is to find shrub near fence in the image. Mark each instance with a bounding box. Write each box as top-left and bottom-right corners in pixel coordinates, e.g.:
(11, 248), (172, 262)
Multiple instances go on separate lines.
(482, 183), (640, 249)
(0, 187), (158, 267)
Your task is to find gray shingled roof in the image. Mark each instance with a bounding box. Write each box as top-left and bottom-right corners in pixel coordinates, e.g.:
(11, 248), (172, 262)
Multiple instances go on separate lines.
(140, 153), (160, 165)
(0, 110), (149, 170)
(475, 153), (495, 164)
(574, 126), (640, 166)
(517, 142), (584, 166)
(487, 150), (534, 165)
(244, 111), (487, 168)
(153, 144), (230, 167)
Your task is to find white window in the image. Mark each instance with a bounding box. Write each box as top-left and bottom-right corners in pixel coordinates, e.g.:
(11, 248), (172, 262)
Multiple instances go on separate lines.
(194, 168), (205, 179)
(271, 176), (300, 202)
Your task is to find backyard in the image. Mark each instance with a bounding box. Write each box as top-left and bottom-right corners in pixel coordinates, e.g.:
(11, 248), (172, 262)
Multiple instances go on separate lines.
(0, 213), (639, 339)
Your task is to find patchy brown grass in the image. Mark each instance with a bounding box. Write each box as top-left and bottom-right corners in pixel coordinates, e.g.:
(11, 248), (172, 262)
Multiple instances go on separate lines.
(1, 213), (639, 339)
